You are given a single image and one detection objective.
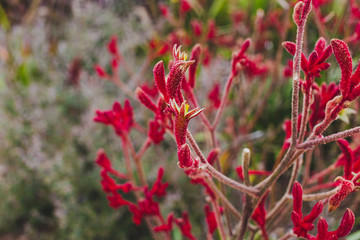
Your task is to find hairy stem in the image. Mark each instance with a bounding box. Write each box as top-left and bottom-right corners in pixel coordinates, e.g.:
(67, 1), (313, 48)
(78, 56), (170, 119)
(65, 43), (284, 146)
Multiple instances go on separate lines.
(186, 130), (260, 198)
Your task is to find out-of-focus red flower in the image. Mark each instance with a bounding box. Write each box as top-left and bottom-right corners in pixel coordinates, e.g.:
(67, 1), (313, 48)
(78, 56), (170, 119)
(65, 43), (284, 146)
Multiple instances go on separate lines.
(94, 100), (134, 138)
(180, 0), (191, 13)
(94, 64), (107, 78)
(252, 191), (269, 240)
(190, 20), (203, 37)
(175, 212), (196, 240)
(331, 39), (360, 102)
(291, 182), (324, 238)
(107, 36), (118, 55)
(154, 213), (174, 232)
(309, 82), (339, 129)
(204, 205), (217, 234)
(150, 167), (169, 197)
(148, 120), (166, 144)
(283, 60), (293, 78)
(208, 83), (221, 108)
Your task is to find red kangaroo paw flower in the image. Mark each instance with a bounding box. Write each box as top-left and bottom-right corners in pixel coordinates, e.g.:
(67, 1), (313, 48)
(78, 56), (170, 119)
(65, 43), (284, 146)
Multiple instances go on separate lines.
(293, 1), (305, 26)
(291, 182), (324, 238)
(150, 167), (169, 198)
(154, 213), (174, 232)
(188, 44), (201, 88)
(148, 120), (165, 144)
(204, 205), (217, 234)
(107, 36), (118, 55)
(94, 64), (107, 78)
(328, 177), (355, 212)
(292, 182), (303, 216)
(252, 191), (269, 240)
(175, 212), (197, 240)
(177, 144), (194, 168)
(337, 139), (354, 180)
(172, 100), (204, 146)
(167, 46), (194, 100)
(153, 61), (169, 103)
(206, 19), (217, 41)
(332, 208), (355, 238)
(207, 83), (221, 108)
(206, 148), (220, 165)
(190, 20), (202, 37)
(136, 87), (158, 113)
(95, 149), (112, 171)
(315, 217), (328, 240)
(331, 39), (353, 98)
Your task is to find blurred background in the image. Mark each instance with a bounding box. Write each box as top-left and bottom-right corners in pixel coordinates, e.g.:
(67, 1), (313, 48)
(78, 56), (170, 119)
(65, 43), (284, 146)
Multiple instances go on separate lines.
(0, 0), (359, 239)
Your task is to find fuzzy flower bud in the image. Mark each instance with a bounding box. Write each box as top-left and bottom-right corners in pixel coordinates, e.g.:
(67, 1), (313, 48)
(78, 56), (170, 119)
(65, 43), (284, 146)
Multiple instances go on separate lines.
(188, 44), (201, 88)
(328, 177), (355, 212)
(136, 87), (158, 113)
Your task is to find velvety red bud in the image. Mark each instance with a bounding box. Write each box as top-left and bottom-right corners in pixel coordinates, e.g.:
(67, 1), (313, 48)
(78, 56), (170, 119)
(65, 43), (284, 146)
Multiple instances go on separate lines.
(238, 38), (251, 57)
(334, 209), (355, 237)
(282, 41), (296, 55)
(180, 0), (191, 12)
(95, 149), (112, 171)
(204, 205), (217, 234)
(293, 1), (304, 25)
(136, 87), (158, 112)
(206, 148), (220, 165)
(177, 144), (193, 168)
(328, 178), (354, 212)
(302, 201), (323, 223)
(158, 3), (169, 17)
(324, 95), (342, 120)
(350, 62), (360, 91)
(153, 61), (169, 102)
(107, 36), (118, 55)
(188, 44), (201, 88)
(111, 57), (118, 69)
(94, 64), (107, 78)
(337, 139), (354, 180)
(316, 217), (328, 238)
(292, 181), (303, 216)
(167, 60), (194, 99)
(190, 20), (203, 37)
(206, 20), (216, 41)
(331, 39), (353, 97)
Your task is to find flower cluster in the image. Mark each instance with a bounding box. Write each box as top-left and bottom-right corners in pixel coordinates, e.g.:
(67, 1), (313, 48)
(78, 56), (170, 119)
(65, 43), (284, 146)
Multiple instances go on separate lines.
(291, 182), (355, 240)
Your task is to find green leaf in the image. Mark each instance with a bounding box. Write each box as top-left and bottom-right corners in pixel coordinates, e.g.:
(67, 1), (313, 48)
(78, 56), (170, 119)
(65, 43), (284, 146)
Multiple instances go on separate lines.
(15, 63), (31, 86)
(347, 230), (360, 240)
(338, 108), (356, 124)
(209, 0), (226, 18)
(0, 5), (10, 31)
